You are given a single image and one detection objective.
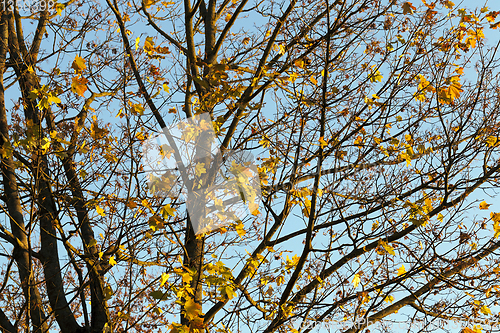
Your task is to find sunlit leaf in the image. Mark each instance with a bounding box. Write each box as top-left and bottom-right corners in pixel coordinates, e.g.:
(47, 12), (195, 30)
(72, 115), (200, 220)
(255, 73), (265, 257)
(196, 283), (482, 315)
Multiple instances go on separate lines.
(479, 201), (491, 210)
(352, 274), (361, 287)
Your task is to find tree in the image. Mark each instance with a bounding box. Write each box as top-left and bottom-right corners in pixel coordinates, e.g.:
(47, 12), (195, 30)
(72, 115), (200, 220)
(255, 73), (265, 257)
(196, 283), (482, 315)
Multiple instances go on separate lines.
(0, 0), (500, 332)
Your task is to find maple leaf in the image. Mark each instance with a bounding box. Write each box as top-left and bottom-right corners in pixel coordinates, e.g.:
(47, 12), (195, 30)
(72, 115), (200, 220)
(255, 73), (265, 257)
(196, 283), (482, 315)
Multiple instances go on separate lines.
(47, 95), (61, 106)
(143, 0), (155, 9)
(40, 137), (50, 152)
(445, 77), (462, 100)
(479, 201), (491, 210)
(234, 222), (246, 238)
(485, 136), (497, 147)
(109, 255), (117, 266)
(160, 204), (176, 218)
(492, 212), (500, 238)
(384, 295), (394, 303)
(96, 205), (106, 217)
(369, 68), (383, 82)
(55, 3), (65, 15)
(195, 163), (206, 176)
(485, 11), (499, 23)
(71, 76), (88, 97)
(352, 274), (361, 287)
(144, 36), (155, 55)
(379, 239), (396, 255)
(294, 59), (305, 68)
(184, 298), (202, 320)
(149, 290), (168, 300)
(160, 273), (169, 287)
(402, 2), (415, 15)
(480, 305), (491, 315)
(103, 285), (113, 300)
(464, 325), (483, 333)
(71, 55), (86, 74)
(444, 1), (454, 9)
(318, 137), (328, 148)
(148, 215), (164, 231)
(397, 265), (406, 276)
(491, 212), (500, 223)
(454, 67), (464, 75)
(226, 286), (237, 299)
(131, 103), (145, 115)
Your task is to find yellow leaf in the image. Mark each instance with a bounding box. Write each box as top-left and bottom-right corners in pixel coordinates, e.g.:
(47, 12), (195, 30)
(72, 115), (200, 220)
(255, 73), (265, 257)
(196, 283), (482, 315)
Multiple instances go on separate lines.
(96, 205), (106, 217)
(447, 80), (462, 100)
(195, 163), (206, 176)
(444, 1), (454, 9)
(71, 56), (86, 74)
(160, 273), (169, 287)
(224, 286), (237, 300)
(71, 76), (88, 97)
(40, 137), (51, 152)
(479, 201), (491, 210)
(486, 11), (498, 23)
(352, 274), (361, 288)
(163, 83), (170, 93)
(47, 95), (61, 105)
(397, 265), (406, 276)
(492, 214), (500, 238)
(235, 222), (246, 238)
(144, 36), (155, 55)
(181, 271), (192, 284)
(384, 295), (394, 303)
(131, 103), (145, 115)
(144, 0), (155, 9)
(109, 255), (117, 266)
(135, 37), (140, 50)
(369, 69), (383, 82)
(310, 75), (317, 85)
(491, 212), (500, 223)
(160, 204), (176, 218)
(278, 44), (286, 55)
(486, 136), (497, 147)
(464, 325), (482, 333)
(318, 137), (328, 148)
(480, 305), (491, 315)
(259, 136), (270, 148)
(294, 59), (305, 68)
(380, 239), (395, 255)
(184, 298), (202, 320)
(55, 3), (65, 15)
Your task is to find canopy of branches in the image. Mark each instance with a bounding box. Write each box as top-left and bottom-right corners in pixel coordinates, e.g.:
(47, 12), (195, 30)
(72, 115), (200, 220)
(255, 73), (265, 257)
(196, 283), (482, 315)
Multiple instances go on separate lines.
(0, 0), (499, 333)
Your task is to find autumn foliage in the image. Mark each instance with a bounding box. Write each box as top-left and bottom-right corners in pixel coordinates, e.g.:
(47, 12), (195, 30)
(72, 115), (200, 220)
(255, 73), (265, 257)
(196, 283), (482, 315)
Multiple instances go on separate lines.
(0, 0), (499, 332)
